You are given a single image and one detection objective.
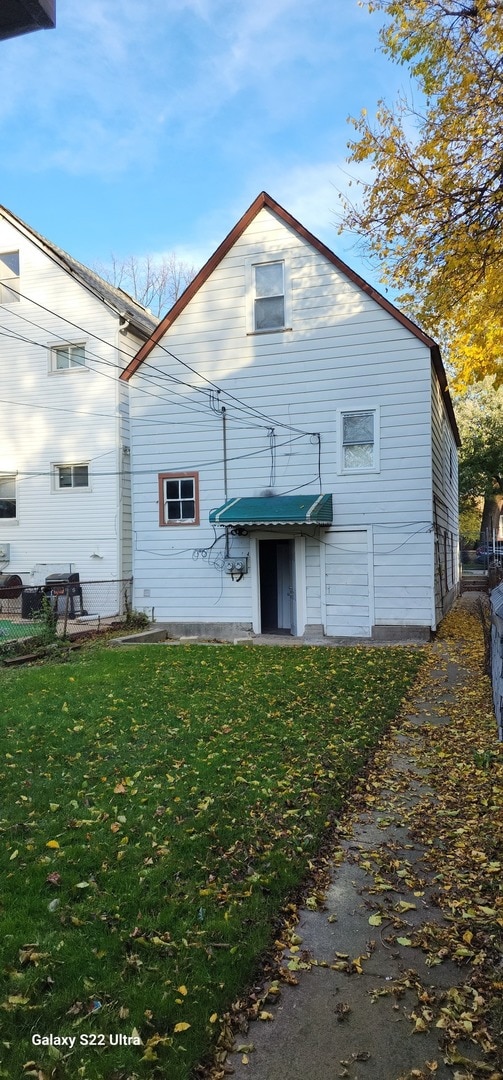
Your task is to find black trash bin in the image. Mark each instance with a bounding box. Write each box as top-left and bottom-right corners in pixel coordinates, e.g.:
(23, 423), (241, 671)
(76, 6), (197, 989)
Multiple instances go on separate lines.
(21, 587), (44, 619)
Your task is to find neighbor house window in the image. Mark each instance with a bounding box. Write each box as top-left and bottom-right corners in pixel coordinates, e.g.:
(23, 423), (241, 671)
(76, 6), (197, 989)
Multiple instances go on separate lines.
(159, 472), (199, 526)
(51, 343), (86, 371)
(254, 261), (285, 331)
(54, 464), (89, 490)
(339, 409), (379, 471)
(0, 251), (20, 303)
(0, 474), (16, 518)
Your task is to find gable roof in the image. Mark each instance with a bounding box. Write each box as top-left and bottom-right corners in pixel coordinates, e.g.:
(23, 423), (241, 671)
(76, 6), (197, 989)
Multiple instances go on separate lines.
(119, 191), (459, 445)
(0, 205), (158, 340)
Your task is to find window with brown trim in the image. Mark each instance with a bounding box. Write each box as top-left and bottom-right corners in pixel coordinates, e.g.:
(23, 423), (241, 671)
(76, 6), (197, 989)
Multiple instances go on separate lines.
(159, 472), (199, 526)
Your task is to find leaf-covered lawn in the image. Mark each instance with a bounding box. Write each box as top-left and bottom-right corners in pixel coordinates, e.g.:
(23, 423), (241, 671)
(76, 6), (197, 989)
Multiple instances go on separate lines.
(0, 643), (422, 1079)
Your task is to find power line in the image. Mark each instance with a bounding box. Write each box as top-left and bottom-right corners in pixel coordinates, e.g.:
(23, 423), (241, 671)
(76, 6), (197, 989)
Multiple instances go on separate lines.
(2, 284), (316, 436)
(8, 432), (311, 480)
(0, 321), (266, 431)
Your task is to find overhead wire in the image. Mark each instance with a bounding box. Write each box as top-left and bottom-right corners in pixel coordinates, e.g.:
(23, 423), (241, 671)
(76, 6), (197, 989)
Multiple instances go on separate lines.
(7, 432), (310, 481)
(0, 321), (265, 431)
(2, 284), (317, 436)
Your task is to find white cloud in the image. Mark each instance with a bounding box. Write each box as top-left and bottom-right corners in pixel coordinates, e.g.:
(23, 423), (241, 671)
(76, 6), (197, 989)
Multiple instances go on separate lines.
(269, 158), (381, 280)
(146, 156), (378, 290)
(0, 0), (356, 178)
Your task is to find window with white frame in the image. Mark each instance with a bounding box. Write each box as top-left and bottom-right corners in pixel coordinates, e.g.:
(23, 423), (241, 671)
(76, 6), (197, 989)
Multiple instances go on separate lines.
(159, 472), (199, 526)
(51, 343), (86, 371)
(0, 251), (20, 303)
(340, 409), (378, 471)
(0, 474), (16, 518)
(253, 261), (285, 331)
(54, 464), (89, 490)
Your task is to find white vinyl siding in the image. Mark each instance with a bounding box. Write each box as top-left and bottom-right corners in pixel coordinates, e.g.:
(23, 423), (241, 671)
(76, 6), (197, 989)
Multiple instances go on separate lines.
(325, 531), (370, 638)
(129, 204), (456, 633)
(431, 370), (459, 623)
(0, 211), (139, 585)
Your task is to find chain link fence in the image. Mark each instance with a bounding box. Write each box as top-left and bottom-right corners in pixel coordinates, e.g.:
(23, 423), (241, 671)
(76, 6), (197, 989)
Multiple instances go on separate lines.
(0, 578), (134, 644)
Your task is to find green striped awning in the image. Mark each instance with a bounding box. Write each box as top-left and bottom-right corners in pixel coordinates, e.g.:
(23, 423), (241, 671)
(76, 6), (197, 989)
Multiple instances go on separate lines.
(209, 494), (333, 526)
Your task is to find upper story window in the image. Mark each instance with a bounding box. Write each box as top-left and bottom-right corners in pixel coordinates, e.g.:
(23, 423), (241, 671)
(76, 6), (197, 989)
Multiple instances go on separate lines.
(254, 261), (285, 331)
(339, 409), (379, 472)
(159, 472), (199, 526)
(54, 464), (89, 490)
(0, 474), (16, 518)
(0, 251), (20, 304)
(51, 343), (86, 371)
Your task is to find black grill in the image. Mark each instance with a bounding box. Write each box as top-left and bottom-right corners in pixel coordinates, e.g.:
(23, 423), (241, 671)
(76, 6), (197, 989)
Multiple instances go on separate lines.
(0, 573), (23, 599)
(45, 572), (84, 618)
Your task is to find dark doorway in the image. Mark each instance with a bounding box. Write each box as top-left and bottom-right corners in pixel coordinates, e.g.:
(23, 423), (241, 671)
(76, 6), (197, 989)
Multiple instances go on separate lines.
(259, 539), (295, 633)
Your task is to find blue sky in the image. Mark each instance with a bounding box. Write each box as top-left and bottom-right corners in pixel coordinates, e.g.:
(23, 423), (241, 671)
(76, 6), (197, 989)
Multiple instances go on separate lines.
(0, 0), (409, 294)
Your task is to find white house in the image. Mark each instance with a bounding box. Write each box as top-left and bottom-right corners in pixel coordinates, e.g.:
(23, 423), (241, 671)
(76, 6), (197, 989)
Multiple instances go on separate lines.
(122, 192), (460, 640)
(0, 206), (157, 611)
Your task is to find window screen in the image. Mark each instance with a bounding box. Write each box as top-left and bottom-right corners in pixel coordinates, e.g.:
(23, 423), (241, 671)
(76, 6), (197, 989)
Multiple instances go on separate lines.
(342, 412), (375, 469)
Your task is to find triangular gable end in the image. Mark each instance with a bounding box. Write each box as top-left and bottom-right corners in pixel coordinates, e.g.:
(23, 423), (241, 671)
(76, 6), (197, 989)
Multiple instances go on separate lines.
(0, 205), (158, 340)
(120, 191), (459, 445)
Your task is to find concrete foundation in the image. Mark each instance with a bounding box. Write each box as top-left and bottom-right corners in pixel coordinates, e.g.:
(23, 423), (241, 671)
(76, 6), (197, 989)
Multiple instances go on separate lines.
(371, 623), (431, 642)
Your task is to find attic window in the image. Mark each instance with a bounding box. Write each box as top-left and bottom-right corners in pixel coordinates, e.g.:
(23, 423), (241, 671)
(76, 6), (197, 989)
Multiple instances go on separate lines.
(0, 251), (20, 303)
(254, 262), (284, 331)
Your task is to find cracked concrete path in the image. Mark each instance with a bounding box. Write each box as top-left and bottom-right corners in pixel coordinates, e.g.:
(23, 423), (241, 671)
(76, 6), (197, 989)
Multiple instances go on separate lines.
(224, 635), (476, 1080)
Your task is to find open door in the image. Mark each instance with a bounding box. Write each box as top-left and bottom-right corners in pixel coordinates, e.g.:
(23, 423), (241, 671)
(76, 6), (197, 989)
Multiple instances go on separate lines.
(259, 539), (296, 634)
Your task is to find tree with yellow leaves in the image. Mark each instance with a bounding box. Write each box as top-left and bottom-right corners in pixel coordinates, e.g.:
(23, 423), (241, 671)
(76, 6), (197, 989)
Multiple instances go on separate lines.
(341, 1), (503, 388)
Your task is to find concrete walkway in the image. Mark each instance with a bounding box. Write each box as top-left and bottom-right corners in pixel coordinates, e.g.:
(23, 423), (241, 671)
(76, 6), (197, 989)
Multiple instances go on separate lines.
(221, 597), (491, 1080)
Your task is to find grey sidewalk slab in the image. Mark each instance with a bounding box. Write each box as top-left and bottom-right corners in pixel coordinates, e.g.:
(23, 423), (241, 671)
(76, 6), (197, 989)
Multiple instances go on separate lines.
(224, 645), (475, 1080)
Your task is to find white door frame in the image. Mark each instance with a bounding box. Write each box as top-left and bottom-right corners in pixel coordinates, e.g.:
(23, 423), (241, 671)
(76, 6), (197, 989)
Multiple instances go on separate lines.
(250, 533), (306, 635)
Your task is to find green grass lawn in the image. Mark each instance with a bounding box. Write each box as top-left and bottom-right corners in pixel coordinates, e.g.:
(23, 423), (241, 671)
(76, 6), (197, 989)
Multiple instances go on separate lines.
(0, 643), (422, 1080)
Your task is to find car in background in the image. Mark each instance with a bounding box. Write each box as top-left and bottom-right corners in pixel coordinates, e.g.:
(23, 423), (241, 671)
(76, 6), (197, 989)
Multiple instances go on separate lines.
(476, 542), (503, 565)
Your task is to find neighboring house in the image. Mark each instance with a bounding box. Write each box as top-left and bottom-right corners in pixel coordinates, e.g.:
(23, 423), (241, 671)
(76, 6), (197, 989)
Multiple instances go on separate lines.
(121, 192), (460, 640)
(0, 0), (55, 41)
(0, 206), (157, 609)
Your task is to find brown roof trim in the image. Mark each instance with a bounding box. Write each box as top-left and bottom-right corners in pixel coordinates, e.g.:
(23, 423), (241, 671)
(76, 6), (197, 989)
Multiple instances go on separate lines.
(120, 191), (459, 445)
(120, 193), (271, 382)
